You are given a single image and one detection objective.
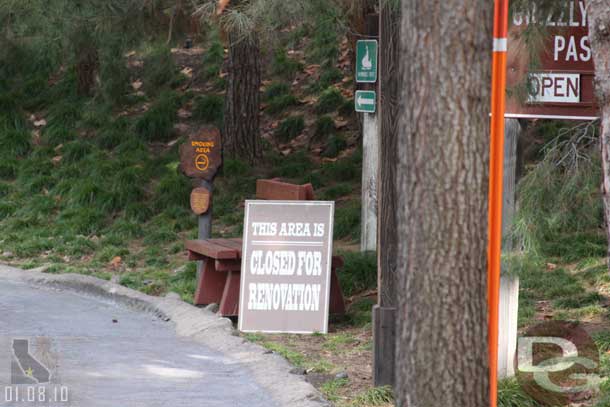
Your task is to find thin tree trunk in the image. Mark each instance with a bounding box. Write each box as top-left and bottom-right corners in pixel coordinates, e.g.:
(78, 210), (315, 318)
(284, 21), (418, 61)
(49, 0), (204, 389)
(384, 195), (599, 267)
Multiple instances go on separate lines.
(76, 45), (98, 97)
(395, 0), (492, 406)
(588, 1), (610, 269)
(378, 0), (400, 309)
(224, 32), (261, 163)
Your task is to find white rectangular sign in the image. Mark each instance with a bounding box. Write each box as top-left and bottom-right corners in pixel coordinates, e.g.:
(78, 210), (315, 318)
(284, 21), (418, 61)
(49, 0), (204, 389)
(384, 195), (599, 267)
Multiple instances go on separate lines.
(238, 201), (335, 334)
(527, 73), (581, 104)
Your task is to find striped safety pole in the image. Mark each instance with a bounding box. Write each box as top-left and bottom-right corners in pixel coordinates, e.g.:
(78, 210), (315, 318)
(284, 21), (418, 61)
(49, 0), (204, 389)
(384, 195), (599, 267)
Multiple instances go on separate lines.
(488, 0), (510, 406)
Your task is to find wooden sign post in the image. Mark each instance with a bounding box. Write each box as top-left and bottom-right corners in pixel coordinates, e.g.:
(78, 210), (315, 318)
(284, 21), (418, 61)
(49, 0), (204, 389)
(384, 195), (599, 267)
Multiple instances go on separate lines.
(496, 0), (598, 386)
(356, 15), (380, 253)
(180, 127), (223, 279)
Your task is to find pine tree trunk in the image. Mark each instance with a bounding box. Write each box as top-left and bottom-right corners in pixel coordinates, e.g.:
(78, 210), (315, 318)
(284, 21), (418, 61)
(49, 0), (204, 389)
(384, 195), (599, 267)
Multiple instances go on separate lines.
(224, 32), (261, 162)
(76, 45), (98, 97)
(588, 1), (610, 268)
(395, 0), (492, 406)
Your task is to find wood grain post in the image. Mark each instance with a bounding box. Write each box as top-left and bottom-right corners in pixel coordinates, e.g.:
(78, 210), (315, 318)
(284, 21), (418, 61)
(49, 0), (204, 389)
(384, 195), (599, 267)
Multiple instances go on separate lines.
(197, 179), (214, 285)
(361, 112), (379, 252)
(360, 13), (380, 252)
(498, 118), (520, 378)
(373, 2), (400, 388)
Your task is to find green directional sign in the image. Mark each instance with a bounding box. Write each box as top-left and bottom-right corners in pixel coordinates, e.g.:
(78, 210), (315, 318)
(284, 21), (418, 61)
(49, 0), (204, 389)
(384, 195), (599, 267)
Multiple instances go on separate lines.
(355, 90), (376, 113)
(356, 40), (378, 83)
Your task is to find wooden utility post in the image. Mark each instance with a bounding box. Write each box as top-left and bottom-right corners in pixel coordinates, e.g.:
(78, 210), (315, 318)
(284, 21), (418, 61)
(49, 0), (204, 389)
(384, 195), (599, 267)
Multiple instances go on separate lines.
(359, 14), (380, 252)
(498, 118), (520, 378)
(373, 0), (400, 388)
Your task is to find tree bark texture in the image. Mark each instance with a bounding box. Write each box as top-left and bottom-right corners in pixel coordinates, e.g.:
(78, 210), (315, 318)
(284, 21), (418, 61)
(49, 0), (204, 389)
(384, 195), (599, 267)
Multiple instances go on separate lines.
(224, 32), (261, 163)
(75, 45), (98, 97)
(395, 1), (493, 406)
(378, 0), (400, 308)
(588, 1), (610, 267)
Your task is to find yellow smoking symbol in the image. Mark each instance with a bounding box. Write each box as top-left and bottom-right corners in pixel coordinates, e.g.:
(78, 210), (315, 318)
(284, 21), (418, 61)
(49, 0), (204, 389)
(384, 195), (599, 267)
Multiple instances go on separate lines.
(195, 154), (209, 171)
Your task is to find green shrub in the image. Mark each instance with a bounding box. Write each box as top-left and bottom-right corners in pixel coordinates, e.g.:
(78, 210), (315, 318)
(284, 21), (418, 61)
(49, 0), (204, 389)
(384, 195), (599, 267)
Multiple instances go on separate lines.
(339, 98), (355, 117)
(202, 39), (225, 80)
(334, 201), (361, 240)
(107, 218), (144, 239)
(266, 94), (298, 115)
(513, 129), (603, 261)
(1, 127), (31, 157)
(98, 43), (130, 105)
(498, 378), (540, 407)
(0, 201), (16, 220)
(152, 171), (192, 212)
(271, 151), (312, 178)
(168, 263), (198, 302)
(272, 48), (303, 79)
(106, 166), (146, 212)
(320, 183), (352, 200)
(135, 91), (180, 141)
(223, 158), (251, 177)
(67, 179), (111, 209)
(193, 94), (223, 124)
(275, 116), (304, 142)
(58, 207), (107, 235)
(81, 104), (113, 129)
(322, 134), (347, 158)
(124, 202), (153, 223)
(264, 82), (291, 100)
(0, 182), (12, 198)
(0, 157), (18, 179)
(308, 10), (340, 68)
(337, 251), (376, 297)
(553, 292), (603, 309)
(98, 127), (126, 150)
(322, 153), (361, 183)
(314, 115), (335, 139)
(142, 45), (176, 95)
(60, 236), (96, 257)
(143, 227), (177, 245)
(95, 245), (130, 263)
(43, 124), (76, 146)
(320, 67), (343, 87)
(62, 140), (93, 163)
(315, 87), (344, 114)
(46, 100), (82, 130)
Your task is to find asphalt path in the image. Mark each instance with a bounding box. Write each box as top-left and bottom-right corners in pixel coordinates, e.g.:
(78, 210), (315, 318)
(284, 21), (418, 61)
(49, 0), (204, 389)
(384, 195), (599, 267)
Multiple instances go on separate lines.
(0, 279), (277, 407)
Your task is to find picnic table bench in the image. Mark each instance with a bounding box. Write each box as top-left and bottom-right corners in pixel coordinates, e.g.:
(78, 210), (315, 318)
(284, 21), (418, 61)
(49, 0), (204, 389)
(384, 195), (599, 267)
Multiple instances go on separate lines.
(186, 179), (347, 317)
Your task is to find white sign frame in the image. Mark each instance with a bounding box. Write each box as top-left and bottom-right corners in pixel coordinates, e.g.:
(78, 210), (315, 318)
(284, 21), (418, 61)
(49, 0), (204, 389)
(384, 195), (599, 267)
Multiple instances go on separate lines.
(238, 200), (335, 334)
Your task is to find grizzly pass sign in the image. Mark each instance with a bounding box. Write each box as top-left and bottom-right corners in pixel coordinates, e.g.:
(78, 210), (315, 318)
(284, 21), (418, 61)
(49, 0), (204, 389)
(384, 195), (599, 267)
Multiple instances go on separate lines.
(238, 201), (335, 334)
(506, 0), (598, 120)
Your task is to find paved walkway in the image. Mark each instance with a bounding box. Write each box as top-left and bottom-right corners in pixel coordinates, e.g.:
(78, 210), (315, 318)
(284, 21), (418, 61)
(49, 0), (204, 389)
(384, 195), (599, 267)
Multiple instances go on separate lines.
(0, 280), (276, 407)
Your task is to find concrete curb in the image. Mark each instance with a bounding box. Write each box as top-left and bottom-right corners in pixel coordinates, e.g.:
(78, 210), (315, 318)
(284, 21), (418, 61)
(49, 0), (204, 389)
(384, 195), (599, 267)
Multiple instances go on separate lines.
(0, 264), (329, 407)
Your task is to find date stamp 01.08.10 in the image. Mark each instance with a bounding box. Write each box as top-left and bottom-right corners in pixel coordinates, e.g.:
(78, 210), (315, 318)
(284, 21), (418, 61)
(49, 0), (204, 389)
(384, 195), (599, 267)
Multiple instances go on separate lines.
(1, 338), (70, 406)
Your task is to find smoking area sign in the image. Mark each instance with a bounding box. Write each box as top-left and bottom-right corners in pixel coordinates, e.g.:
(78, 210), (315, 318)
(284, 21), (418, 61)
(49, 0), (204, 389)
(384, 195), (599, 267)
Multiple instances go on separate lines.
(238, 201), (335, 334)
(179, 127), (222, 180)
(506, 0), (598, 120)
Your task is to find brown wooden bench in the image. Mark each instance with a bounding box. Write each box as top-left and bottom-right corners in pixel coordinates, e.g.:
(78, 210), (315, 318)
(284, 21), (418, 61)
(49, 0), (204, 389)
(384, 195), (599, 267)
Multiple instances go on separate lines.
(186, 179), (347, 317)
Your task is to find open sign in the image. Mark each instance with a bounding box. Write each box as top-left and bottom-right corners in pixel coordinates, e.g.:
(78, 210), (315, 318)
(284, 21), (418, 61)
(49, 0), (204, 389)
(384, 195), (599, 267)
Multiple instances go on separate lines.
(527, 73), (580, 104)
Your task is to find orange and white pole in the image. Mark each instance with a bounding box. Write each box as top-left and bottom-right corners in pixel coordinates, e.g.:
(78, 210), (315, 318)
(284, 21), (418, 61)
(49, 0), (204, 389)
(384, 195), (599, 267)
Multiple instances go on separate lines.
(488, 1), (510, 406)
